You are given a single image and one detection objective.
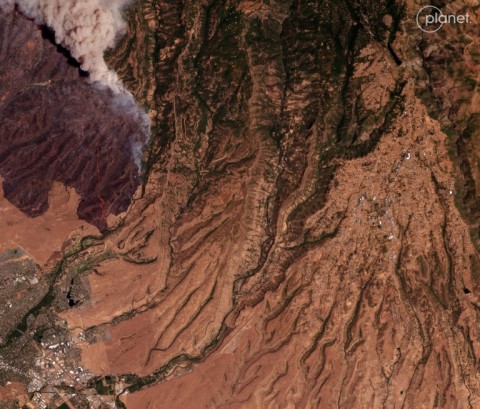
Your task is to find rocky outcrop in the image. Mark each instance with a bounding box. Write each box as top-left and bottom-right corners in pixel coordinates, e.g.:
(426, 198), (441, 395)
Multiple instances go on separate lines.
(2, 1), (480, 408)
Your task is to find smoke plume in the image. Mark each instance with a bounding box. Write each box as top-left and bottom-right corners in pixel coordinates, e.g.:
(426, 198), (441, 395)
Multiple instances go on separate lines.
(0, 0), (131, 93)
(0, 0), (152, 166)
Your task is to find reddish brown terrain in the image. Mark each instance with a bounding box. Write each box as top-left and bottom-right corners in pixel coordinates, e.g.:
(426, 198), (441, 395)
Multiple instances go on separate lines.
(2, 1), (480, 409)
(0, 12), (148, 231)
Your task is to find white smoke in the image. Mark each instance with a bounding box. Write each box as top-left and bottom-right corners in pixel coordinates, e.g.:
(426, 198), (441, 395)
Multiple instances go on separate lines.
(0, 0), (131, 93)
(0, 0), (151, 167)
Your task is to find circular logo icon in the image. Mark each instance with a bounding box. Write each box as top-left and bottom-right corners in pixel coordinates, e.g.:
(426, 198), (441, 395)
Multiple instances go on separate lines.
(416, 5), (444, 33)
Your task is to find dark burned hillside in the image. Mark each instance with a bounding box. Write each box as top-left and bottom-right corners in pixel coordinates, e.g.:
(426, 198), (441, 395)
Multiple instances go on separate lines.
(2, 1), (480, 408)
(0, 12), (148, 231)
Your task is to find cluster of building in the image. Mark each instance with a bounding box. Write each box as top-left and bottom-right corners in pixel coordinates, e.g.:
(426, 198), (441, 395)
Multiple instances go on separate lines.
(22, 332), (117, 408)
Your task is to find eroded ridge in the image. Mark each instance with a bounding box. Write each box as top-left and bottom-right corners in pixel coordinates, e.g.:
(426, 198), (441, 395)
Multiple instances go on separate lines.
(0, 11), (148, 230)
(1, 1), (480, 408)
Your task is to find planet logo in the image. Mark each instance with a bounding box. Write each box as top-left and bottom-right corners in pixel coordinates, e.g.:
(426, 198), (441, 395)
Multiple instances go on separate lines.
(416, 5), (471, 33)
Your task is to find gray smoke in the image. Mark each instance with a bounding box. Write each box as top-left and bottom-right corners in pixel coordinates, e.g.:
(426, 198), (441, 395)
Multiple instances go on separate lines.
(0, 0), (152, 166)
(0, 0), (131, 93)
